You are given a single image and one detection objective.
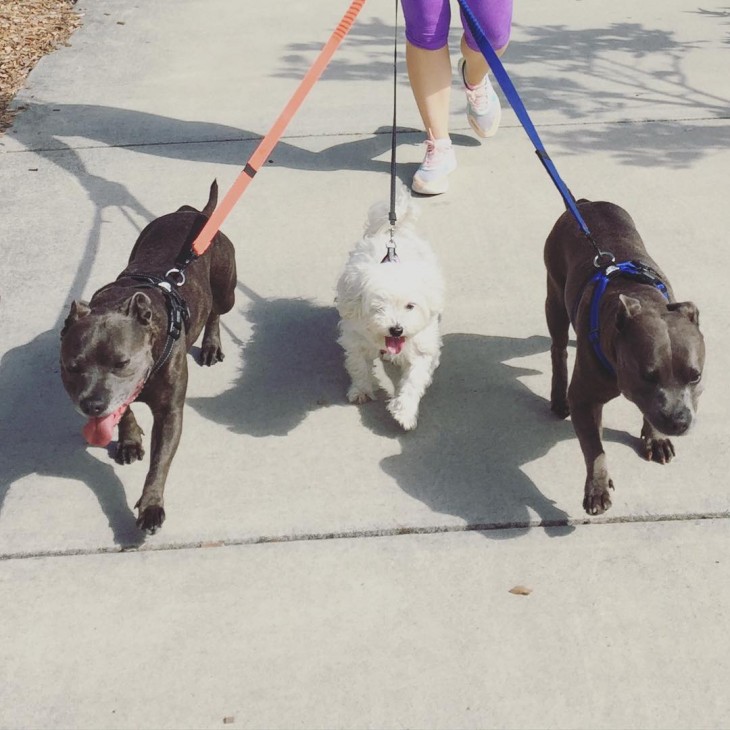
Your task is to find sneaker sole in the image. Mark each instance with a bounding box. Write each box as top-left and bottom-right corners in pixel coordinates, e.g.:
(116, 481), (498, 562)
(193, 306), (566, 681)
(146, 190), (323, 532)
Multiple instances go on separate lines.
(411, 175), (449, 195)
(468, 104), (502, 138)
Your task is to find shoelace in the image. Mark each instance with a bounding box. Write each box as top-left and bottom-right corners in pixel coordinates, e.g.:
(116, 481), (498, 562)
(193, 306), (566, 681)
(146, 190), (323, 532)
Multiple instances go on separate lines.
(421, 140), (452, 170)
(465, 79), (490, 114)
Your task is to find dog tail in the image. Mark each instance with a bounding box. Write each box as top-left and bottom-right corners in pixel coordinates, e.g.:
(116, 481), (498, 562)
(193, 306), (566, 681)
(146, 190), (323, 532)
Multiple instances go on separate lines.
(202, 179), (219, 218)
(364, 180), (418, 237)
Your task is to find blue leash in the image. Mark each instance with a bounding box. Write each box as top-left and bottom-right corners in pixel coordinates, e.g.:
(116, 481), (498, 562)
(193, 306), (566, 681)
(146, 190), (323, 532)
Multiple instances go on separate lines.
(454, 6), (675, 374)
(457, 0), (611, 264)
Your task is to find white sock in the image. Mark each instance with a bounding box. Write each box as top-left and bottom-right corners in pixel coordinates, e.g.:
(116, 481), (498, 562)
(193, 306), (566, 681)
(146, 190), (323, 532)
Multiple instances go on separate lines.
(431, 137), (452, 149)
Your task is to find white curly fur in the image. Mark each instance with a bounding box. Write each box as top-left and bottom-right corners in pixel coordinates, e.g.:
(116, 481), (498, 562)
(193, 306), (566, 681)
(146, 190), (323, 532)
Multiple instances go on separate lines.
(335, 183), (444, 430)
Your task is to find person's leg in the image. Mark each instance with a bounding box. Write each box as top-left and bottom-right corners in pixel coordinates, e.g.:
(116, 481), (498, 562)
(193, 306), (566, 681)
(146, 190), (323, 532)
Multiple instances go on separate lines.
(405, 41), (452, 140)
(460, 37), (507, 87)
(401, 0), (452, 139)
(458, 0), (513, 137)
(459, 0), (512, 79)
(401, 0), (457, 194)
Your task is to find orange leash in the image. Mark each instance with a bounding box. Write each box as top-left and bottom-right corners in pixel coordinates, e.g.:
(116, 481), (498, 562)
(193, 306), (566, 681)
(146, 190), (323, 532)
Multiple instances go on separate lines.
(191, 0), (368, 257)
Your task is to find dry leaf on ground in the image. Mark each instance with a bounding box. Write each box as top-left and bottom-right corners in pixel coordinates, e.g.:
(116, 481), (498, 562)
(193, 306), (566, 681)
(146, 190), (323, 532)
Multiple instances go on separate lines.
(0, 0), (81, 132)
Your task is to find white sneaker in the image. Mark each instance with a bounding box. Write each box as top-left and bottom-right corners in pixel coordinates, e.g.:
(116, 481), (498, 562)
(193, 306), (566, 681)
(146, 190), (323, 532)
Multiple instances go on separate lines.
(458, 57), (501, 138)
(411, 137), (457, 195)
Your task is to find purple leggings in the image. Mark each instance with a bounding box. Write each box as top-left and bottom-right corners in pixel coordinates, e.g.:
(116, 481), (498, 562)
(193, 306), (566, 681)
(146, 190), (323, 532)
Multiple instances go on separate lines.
(401, 0), (513, 52)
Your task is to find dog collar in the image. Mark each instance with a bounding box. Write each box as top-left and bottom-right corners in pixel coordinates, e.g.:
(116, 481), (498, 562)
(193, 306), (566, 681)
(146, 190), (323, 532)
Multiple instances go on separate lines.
(573, 260), (670, 376)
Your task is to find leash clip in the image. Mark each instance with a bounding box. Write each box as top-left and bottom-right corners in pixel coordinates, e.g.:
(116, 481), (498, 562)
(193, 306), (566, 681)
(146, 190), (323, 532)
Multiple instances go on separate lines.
(381, 227), (400, 264)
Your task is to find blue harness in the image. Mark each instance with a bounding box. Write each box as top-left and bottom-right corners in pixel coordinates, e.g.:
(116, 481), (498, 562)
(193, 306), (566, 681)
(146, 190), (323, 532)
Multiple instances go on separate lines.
(573, 261), (670, 376)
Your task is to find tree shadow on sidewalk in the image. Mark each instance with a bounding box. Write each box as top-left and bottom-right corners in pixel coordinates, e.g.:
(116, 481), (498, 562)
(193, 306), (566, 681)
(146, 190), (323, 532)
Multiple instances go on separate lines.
(4, 103), (481, 179)
(0, 329), (144, 550)
(0, 141), (155, 550)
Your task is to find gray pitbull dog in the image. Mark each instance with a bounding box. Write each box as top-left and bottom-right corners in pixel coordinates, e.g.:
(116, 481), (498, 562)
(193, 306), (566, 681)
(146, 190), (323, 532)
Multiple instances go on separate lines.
(60, 181), (236, 533)
(544, 200), (705, 515)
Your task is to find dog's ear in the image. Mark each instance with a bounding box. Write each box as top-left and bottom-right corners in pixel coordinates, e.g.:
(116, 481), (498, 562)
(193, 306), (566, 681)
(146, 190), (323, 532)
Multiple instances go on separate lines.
(60, 300), (91, 338)
(126, 292), (153, 325)
(616, 294), (642, 331)
(667, 300), (700, 326)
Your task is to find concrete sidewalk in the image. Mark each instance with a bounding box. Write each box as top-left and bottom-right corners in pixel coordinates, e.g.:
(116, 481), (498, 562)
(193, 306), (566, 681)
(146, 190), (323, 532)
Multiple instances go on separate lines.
(1, 1), (729, 727)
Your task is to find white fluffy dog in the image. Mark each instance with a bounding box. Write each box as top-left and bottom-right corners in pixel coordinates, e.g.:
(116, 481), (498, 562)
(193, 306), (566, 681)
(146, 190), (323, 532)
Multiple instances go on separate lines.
(336, 183), (444, 430)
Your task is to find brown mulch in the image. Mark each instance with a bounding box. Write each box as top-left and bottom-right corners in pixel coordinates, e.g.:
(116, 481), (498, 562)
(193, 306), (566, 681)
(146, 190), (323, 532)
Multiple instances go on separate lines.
(0, 0), (82, 133)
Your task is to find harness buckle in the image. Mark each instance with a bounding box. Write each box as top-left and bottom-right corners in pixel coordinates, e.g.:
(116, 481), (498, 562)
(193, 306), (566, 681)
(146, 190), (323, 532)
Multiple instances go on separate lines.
(593, 251), (615, 269)
(165, 268), (186, 287)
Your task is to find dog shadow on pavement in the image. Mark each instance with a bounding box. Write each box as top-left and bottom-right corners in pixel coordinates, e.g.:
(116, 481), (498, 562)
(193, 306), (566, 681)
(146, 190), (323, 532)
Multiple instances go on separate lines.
(357, 332), (627, 539)
(0, 329), (145, 551)
(187, 303), (634, 538)
(188, 291), (348, 437)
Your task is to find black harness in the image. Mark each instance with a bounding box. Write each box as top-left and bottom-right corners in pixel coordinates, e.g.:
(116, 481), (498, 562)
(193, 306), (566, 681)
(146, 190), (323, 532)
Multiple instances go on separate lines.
(123, 273), (191, 378)
(119, 213), (210, 378)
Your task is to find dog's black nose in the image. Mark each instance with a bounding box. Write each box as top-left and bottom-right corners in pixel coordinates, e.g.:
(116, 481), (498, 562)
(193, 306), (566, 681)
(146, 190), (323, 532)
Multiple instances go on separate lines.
(389, 325), (404, 337)
(657, 406), (692, 436)
(80, 397), (107, 417)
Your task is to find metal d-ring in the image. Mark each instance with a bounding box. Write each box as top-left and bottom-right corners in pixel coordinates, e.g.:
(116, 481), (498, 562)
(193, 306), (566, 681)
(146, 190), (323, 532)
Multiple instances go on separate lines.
(380, 228), (400, 264)
(593, 251), (616, 269)
(165, 268), (186, 287)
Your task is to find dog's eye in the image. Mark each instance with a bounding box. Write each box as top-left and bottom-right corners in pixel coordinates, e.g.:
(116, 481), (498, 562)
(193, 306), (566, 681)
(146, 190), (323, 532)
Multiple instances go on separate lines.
(405, 303), (416, 311)
(114, 359), (131, 370)
(689, 370), (702, 385)
(642, 369), (660, 384)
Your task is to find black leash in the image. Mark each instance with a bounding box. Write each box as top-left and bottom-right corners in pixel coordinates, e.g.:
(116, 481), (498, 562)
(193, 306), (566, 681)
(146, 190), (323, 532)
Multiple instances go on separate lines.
(382, 0), (400, 264)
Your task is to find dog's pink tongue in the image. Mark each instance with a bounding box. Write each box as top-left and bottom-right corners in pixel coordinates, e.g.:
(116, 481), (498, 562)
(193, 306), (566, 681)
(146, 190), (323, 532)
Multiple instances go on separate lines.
(385, 336), (405, 355)
(82, 408), (125, 447)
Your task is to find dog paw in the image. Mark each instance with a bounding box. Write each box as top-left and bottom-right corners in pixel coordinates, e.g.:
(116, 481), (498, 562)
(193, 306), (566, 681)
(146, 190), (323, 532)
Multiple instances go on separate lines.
(115, 440), (145, 465)
(641, 435), (675, 464)
(200, 343), (224, 367)
(583, 478), (614, 515)
(136, 505), (166, 534)
(550, 399), (570, 419)
(347, 386), (374, 405)
(387, 398), (418, 431)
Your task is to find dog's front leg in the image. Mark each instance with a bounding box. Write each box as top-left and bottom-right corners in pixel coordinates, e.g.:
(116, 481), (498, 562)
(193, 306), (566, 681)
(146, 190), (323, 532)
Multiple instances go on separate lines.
(116, 407), (145, 465)
(342, 339), (378, 404)
(545, 278), (571, 418)
(200, 312), (224, 367)
(135, 364), (187, 533)
(388, 354), (437, 431)
(640, 417), (675, 464)
(569, 383), (613, 515)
